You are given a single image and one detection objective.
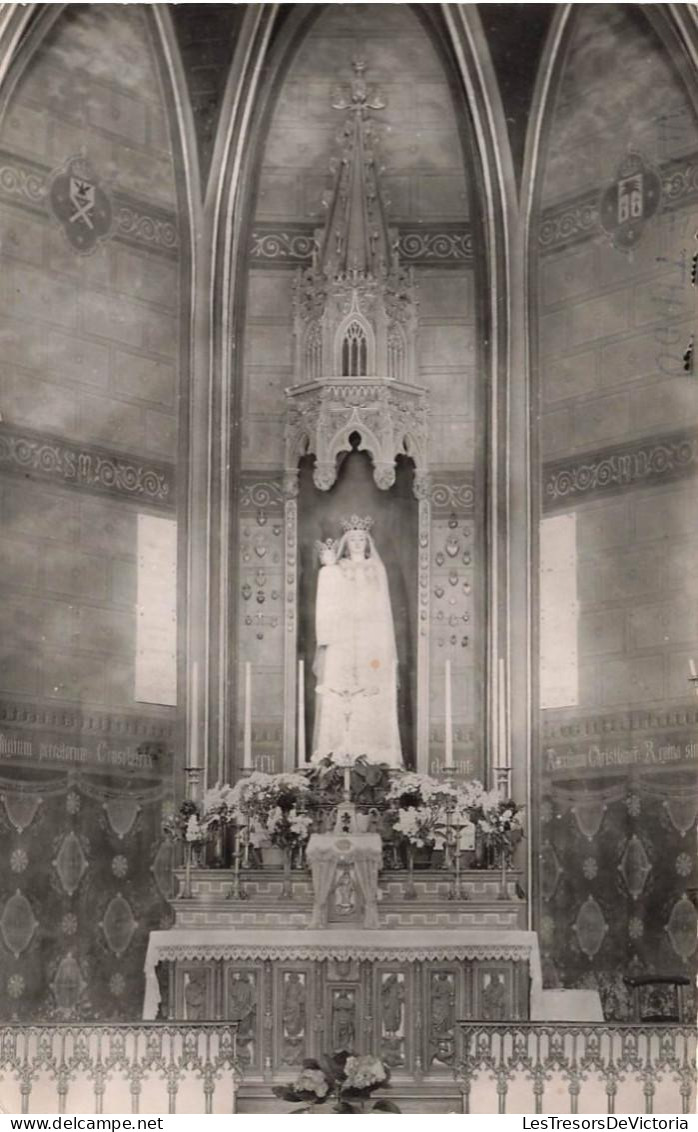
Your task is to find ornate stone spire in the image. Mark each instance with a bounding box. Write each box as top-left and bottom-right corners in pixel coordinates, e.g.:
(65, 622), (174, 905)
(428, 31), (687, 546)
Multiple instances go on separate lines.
(292, 60), (418, 386)
(286, 61), (427, 499)
(319, 59), (391, 280)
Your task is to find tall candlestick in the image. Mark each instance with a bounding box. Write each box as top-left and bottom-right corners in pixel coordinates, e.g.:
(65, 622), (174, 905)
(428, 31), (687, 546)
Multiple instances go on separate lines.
(689, 657), (697, 678)
(297, 660), (306, 765)
(444, 659), (453, 769)
(498, 657), (507, 765)
(243, 662), (252, 770)
(189, 661), (199, 769)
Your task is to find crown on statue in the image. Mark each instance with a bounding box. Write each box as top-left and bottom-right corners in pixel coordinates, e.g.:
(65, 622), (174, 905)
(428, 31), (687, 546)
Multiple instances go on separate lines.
(341, 514), (374, 533)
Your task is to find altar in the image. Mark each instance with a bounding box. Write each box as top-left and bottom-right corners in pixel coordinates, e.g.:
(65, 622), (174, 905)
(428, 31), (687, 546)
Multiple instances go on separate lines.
(144, 860), (537, 1092)
(146, 59), (540, 1111)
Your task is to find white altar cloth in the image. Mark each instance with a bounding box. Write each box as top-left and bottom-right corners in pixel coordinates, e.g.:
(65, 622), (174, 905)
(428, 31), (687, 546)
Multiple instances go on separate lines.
(143, 927), (542, 1020)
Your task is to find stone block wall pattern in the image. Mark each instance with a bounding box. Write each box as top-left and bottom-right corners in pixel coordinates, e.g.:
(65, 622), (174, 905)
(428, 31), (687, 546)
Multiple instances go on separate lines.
(0, 4), (181, 1022)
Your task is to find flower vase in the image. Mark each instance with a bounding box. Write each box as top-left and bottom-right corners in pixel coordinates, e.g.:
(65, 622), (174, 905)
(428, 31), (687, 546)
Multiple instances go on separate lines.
(498, 844), (509, 900)
(207, 823), (225, 868)
(404, 844), (417, 900)
(282, 847), (292, 898)
(474, 824), (486, 869)
(182, 841), (193, 899)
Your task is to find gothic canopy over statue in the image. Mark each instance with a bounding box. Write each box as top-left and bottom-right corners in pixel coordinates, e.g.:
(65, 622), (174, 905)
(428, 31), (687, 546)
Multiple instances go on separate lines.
(284, 61), (428, 499)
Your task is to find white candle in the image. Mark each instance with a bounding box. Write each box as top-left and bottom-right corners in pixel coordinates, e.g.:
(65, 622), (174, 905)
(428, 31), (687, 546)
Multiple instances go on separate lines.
(297, 659), (306, 765)
(243, 662), (252, 770)
(498, 657), (507, 765)
(444, 659), (453, 769)
(189, 661), (199, 768)
(689, 658), (697, 678)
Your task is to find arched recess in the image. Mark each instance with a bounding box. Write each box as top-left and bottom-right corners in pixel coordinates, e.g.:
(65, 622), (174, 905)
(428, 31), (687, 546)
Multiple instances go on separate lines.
(524, 4), (698, 1008)
(0, 2), (200, 1020)
(200, 4), (525, 801)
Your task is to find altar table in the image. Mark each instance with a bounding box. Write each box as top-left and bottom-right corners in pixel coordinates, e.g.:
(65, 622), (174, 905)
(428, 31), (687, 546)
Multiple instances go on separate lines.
(144, 927), (541, 1079)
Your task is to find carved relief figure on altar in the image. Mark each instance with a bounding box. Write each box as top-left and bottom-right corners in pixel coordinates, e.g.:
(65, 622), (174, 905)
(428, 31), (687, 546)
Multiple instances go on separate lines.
(183, 970), (207, 1021)
(380, 972), (406, 1068)
(281, 972), (306, 1066)
(481, 972), (508, 1021)
(227, 971), (257, 1066)
(428, 971), (455, 1068)
(312, 515), (402, 767)
(331, 988), (357, 1052)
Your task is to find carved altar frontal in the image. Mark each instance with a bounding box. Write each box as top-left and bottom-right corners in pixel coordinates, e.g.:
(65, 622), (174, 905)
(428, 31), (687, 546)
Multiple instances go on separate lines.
(147, 865), (533, 1091)
(146, 918), (537, 1084)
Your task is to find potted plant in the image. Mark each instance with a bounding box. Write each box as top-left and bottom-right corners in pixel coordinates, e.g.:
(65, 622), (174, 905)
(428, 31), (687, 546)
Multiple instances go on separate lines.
(273, 1051), (400, 1113)
(228, 771), (312, 874)
(387, 772), (453, 870)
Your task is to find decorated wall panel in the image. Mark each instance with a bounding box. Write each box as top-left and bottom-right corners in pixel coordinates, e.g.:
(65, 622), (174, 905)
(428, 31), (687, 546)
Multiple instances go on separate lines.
(534, 5), (698, 1008)
(0, 4), (183, 1020)
(0, 763), (173, 1020)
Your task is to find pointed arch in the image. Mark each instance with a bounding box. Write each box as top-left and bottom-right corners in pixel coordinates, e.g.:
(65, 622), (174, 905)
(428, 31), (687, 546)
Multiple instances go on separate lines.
(522, 1), (698, 953)
(203, 3), (521, 786)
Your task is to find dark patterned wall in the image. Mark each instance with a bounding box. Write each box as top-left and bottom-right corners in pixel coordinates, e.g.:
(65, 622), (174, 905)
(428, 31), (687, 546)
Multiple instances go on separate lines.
(0, 763), (174, 1020)
(539, 767), (698, 1020)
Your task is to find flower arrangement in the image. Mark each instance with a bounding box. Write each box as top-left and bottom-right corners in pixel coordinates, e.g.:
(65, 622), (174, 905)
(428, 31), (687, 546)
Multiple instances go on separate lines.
(479, 793), (525, 863)
(166, 766), (524, 873)
(386, 770), (455, 809)
(273, 1051), (400, 1114)
(201, 781), (233, 828)
(393, 804), (444, 849)
(162, 799), (207, 845)
(228, 771), (312, 852)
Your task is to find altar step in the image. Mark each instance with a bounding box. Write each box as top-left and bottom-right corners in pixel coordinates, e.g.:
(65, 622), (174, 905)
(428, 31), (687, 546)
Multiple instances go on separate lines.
(173, 867), (527, 932)
(237, 1081), (465, 1115)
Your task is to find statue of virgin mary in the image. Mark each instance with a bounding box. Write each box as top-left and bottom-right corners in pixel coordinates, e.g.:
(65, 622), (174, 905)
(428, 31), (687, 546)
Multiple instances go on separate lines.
(311, 515), (402, 767)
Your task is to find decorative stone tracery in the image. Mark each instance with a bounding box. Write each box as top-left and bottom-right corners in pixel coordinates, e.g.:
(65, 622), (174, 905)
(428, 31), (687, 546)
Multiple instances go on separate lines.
(284, 60), (426, 501)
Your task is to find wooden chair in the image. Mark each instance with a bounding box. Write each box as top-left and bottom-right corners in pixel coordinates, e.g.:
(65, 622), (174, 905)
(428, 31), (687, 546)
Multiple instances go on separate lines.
(623, 974), (691, 1023)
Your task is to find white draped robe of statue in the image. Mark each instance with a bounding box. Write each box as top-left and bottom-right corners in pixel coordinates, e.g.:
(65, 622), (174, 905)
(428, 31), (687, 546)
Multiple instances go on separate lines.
(312, 536), (402, 767)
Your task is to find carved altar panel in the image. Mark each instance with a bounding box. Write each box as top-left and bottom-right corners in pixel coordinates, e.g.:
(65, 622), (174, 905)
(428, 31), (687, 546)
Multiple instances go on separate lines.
(222, 963), (263, 1073)
(423, 964), (460, 1073)
(175, 963), (216, 1022)
(273, 963), (313, 1069)
(325, 981), (366, 1057)
(374, 966), (411, 1071)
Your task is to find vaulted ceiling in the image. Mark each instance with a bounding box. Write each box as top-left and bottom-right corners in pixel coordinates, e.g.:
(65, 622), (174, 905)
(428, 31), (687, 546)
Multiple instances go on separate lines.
(168, 3), (554, 192)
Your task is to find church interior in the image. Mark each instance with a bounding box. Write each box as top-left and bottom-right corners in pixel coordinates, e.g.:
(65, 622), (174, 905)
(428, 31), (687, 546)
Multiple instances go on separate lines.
(0, 2), (696, 1115)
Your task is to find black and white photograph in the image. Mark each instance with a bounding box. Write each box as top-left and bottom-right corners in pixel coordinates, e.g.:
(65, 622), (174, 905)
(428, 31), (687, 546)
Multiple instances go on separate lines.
(0, 1), (696, 1118)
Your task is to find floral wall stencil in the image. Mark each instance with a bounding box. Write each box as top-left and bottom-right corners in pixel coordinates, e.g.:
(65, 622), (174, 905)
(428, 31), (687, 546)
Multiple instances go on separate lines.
(0, 767), (170, 1021)
(539, 773), (698, 1020)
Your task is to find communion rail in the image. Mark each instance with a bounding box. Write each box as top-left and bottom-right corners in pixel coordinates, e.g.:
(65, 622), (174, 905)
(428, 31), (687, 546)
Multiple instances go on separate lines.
(0, 1024), (238, 1115)
(458, 1022), (697, 1115)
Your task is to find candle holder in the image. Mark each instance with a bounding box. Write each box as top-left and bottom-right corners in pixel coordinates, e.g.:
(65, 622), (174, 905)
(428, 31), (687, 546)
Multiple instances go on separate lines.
(184, 766), (203, 803)
(497, 843), (510, 900)
(448, 817), (467, 901)
(689, 674), (698, 697)
(227, 826), (248, 901)
(441, 767), (456, 872)
(404, 844), (417, 900)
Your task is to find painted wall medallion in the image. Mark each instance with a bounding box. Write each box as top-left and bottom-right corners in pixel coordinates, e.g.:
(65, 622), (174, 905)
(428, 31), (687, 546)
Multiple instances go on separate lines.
(599, 151), (661, 251)
(572, 895), (608, 959)
(0, 890), (38, 958)
(49, 154), (113, 254)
